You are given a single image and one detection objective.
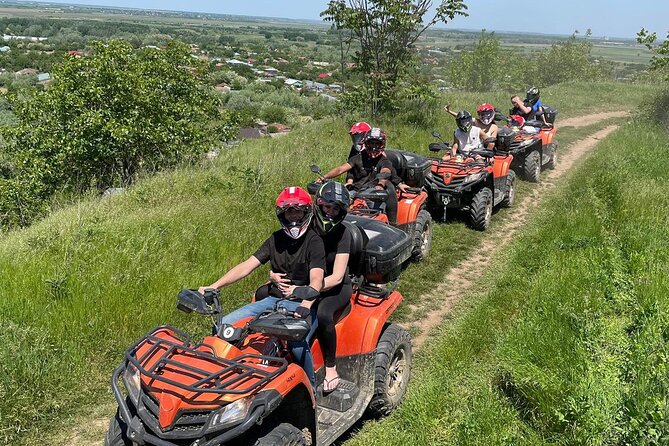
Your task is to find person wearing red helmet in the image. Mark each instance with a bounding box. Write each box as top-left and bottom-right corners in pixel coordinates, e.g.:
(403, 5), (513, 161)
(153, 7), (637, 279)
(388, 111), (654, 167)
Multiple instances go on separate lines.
(199, 186), (326, 388)
(348, 121), (372, 156)
(319, 127), (408, 225)
(475, 103), (498, 148)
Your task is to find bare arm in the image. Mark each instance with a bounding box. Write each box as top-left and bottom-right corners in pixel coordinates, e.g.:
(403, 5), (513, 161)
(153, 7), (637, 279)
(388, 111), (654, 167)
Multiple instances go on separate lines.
(309, 267), (325, 292)
(516, 102), (532, 115)
(443, 104), (457, 118)
(323, 162), (352, 179)
(322, 253), (350, 292)
(206, 256), (262, 290)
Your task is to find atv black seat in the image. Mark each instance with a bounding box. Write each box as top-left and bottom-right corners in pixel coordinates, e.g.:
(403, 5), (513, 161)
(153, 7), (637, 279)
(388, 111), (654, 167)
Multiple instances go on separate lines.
(342, 220), (367, 278)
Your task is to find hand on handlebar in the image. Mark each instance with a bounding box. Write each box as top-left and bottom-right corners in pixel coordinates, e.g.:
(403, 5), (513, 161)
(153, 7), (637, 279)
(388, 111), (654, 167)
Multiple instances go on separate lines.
(294, 305), (311, 319)
(398, 183), (409, 193)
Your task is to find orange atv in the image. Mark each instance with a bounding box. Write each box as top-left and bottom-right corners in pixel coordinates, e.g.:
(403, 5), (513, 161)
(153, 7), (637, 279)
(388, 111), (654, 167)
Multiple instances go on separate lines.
(497, 109), (558, 182)
(424, 130), (515, 231)
(309, 153), (433, 261)
(105, 218), (413, 446)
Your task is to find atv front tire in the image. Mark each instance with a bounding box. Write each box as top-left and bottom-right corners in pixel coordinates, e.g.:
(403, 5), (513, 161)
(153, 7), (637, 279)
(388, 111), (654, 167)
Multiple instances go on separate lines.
(104, 410), (132, 446)
(367, 324), (412, 417)
(253, 423), (307, 446)
(470, 187), (493, 231)
(546, 142), (558, 170)
(411, 209), (432, 261)
(523, 150), (541, 182)
(500, 170), (516, 208)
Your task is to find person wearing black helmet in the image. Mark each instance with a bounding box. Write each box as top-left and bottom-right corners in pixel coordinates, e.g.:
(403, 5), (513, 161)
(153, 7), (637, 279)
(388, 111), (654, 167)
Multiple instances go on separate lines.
(272, 181), (353, 392)
(448, 110), (487, 159)
(318, 127), (408, 225)
(510, 87), (548, 125)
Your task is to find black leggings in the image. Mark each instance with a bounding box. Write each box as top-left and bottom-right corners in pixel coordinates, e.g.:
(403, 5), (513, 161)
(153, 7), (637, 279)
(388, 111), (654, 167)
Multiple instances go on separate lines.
(317, 282), (353, 368)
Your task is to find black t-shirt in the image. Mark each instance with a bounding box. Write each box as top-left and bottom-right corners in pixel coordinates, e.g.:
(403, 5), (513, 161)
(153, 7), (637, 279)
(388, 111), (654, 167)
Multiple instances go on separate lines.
(321, 224), (352, 285)
(347, 151), (401, 191)
(253, 228), (326, 287)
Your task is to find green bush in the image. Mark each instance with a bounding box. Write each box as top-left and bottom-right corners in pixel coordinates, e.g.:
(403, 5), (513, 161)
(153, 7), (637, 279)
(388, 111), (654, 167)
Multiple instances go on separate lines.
(260, 104), (288, 124)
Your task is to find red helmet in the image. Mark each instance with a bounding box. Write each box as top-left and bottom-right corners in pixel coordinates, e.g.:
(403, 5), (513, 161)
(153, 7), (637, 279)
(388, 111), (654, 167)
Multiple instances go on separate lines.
(349, 121), (372, 152)
(275, 187), (313, 239)
(508, 115), (525, 128)
(477, 103), (495, 125)
(363, 127), (386, 158)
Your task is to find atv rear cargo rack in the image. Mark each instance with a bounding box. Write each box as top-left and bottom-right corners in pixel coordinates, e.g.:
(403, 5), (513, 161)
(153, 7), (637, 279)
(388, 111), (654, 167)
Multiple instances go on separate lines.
(125, 326), (288, 395)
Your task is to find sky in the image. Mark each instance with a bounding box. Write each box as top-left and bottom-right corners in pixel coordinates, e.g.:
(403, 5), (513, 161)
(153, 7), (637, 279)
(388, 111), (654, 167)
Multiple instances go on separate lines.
(15, 0), (669, 39)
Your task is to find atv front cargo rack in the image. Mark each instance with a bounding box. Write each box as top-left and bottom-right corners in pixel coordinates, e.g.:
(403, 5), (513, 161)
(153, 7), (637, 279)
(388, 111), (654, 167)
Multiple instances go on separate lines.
(125, 326), (288, 395)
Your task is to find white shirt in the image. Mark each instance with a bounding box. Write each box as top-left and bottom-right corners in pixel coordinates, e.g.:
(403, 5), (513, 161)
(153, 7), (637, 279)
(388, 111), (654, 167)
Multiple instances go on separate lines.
(454, 126), (482, 154)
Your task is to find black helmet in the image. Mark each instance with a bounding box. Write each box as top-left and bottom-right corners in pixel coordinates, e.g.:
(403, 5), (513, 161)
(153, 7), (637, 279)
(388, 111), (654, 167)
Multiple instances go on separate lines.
(455, 111), (473, 132)
(496, 127), (514, 151)
(313, 181), (350, 235)
(526, 87), (540, 105)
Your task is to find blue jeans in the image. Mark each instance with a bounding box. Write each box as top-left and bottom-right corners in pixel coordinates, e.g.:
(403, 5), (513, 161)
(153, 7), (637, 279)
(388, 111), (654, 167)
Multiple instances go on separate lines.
(220, 297), (318, 388)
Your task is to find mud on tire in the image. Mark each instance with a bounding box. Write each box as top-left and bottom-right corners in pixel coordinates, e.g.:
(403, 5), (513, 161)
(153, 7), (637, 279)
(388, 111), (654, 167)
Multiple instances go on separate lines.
(500, 170), (516, 208)
(253, 423), (307, 446)
(523, 150), (541, 182)
(367, 324), (412, 417)
(469, 187), (493, 231)
(411, 209), (432, 261)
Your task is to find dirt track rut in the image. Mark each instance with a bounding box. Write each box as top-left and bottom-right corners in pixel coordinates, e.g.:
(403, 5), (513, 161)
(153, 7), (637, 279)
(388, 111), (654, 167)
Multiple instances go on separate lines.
(406, 115), (627, 349)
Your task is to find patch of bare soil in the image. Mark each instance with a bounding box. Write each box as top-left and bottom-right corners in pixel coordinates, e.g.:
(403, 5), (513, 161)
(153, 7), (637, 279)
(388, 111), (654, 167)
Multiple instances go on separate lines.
(558, 111), (629, 128)
(407, 122), (623, 349)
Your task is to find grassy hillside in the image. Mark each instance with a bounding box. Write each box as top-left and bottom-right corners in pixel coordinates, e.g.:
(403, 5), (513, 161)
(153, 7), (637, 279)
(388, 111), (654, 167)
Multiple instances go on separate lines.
(345, 118), (669, 445)
(0, 81), (657, 443)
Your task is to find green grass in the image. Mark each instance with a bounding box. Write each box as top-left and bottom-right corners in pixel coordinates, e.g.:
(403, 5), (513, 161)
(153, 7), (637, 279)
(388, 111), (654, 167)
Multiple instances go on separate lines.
(0, 81), (657, 444)
(345, 119), (669, 445)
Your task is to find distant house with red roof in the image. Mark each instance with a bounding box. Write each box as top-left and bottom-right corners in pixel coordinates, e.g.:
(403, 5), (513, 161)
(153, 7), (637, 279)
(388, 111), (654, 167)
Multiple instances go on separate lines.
(67, 50), (82, 57)
(318, 72), (331, 79)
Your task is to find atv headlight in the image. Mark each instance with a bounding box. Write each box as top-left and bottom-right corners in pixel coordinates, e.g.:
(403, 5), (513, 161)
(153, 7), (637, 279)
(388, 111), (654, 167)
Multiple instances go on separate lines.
(208, 397), (253, 431)
(122, 362), (141, 405)
(463, 172), (484, 183)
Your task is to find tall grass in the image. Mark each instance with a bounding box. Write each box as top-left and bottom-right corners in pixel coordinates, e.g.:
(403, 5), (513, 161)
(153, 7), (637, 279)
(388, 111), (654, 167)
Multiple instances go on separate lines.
(346, 119), (669, 445)
(0, 81), (657, 444)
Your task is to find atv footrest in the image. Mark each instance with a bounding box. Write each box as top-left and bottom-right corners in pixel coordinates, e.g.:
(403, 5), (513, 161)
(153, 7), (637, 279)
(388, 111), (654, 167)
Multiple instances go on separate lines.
(316, 379), (359, 412)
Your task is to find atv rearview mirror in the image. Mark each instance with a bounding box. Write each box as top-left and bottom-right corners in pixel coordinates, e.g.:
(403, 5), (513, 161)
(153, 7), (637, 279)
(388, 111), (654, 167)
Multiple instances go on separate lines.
(177, 289), (211, 315)
(310, 165), (321, 174)
(431, 131), (441, 139)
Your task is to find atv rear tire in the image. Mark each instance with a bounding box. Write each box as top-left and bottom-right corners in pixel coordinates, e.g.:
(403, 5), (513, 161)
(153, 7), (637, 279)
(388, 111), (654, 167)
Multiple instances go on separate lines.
(104, 410), (132, 446)
(253, 423), (307, 446)
(546, 142), (558, 170)
(500, 170), (516, 208)
(523, 150), (541, 182)
(411, 209), (432, 261)
(470, 187), (493, 231)
(367, 324), (412, 417)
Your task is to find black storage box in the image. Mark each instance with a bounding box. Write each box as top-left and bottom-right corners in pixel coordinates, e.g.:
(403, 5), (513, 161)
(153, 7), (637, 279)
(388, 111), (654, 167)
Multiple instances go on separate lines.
(542, 105), (558, 124)
(385, 149), (432, 188)
(343, 215), (412, 284)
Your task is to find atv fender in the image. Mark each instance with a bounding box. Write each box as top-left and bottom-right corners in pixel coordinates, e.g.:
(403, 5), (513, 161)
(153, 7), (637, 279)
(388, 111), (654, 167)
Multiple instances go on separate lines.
(336, 290), (404, 356)
(396, 192), (428, 228)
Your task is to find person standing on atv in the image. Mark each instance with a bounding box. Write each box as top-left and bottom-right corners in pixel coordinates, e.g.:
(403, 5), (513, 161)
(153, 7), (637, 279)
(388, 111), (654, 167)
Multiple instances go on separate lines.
(319, 127), (409, 225)
(198, 186), (326, 386)
(448, 111), (487, 159)
(271, 181), (352, 392)
(510, 87), (548, 126)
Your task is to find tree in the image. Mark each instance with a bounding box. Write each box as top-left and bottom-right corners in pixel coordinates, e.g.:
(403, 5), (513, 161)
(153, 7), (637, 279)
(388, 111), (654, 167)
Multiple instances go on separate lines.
(321, 0), (468, 116)
(637, 28), (669, 79)
(0, 39), (237, 227)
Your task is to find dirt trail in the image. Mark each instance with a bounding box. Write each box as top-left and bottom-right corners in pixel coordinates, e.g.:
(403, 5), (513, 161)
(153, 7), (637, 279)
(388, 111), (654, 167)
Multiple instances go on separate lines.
(407, 117), (626, 349)
(558, 111), (629, 128)
(53, 112), (626, 446)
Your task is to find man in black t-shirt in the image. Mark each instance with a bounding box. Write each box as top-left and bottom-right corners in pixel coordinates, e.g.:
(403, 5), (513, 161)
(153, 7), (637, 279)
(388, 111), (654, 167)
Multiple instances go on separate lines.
(198, 186), (325, 388)
(319, 127), (408, 225)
